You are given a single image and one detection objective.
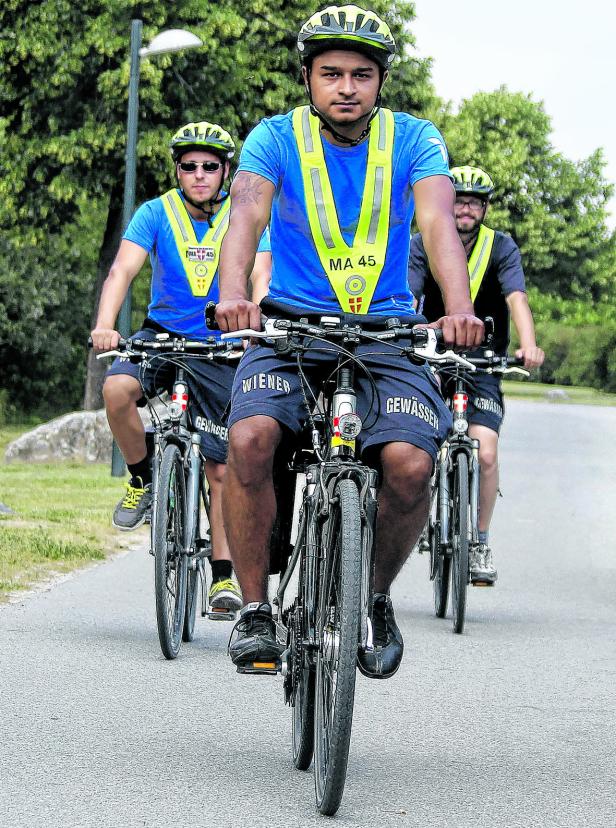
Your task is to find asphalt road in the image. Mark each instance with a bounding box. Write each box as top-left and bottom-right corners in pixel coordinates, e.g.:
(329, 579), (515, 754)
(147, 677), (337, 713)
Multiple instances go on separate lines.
(1, 400), (615, 828)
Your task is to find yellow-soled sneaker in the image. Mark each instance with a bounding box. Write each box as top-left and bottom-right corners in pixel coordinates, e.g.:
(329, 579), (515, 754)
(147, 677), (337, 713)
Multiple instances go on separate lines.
(208, 577), (243, 612)
(112, 477), (152, 531)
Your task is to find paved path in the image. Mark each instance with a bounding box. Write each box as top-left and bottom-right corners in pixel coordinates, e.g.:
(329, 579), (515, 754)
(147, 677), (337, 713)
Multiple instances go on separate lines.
(1, 400), (615, 827)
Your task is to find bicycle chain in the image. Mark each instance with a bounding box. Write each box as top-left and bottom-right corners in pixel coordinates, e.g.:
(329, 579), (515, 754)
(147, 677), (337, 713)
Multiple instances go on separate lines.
(283, 603), (305, 705)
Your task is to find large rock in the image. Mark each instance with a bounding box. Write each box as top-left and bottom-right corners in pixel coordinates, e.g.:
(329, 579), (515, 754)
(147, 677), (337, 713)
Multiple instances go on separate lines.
(4, 408), (156, 464)
(4, 409), (113, 463)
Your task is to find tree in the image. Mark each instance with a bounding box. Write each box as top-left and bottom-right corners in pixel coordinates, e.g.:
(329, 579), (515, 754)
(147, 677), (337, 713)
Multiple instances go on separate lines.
(0, 0), (438, 414)
(441, 88), (615, 301)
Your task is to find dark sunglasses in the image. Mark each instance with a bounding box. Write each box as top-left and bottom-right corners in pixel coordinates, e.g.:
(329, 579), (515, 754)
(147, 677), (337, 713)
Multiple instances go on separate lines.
(178, 160), (223, 173)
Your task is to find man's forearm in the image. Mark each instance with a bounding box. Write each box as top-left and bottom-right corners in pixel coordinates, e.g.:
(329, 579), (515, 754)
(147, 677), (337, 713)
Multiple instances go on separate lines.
(508, 292), (537, 347)
(219, 222), (259, 303)
(95, 269), (132, 329)
(219, 172), (273, 304)
(423, 219), (473, 314)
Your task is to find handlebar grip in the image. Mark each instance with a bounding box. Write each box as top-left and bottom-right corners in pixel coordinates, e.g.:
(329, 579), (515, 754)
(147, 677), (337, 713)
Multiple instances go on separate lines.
(205, 301), (220, 331)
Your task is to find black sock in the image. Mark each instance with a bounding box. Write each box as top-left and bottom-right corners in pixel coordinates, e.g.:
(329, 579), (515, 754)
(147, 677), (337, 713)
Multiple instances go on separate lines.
(127, 455), (152, 487)
(210, 560), (233, 582)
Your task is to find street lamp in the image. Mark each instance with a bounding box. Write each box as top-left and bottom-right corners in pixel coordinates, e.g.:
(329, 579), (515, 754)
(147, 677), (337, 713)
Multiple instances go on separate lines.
(112, 21), (203, 477)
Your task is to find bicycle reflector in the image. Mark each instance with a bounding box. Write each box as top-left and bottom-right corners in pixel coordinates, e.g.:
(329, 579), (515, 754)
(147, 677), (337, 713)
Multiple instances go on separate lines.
(169, 382), (189, 420)
(452, 393), (468, 434)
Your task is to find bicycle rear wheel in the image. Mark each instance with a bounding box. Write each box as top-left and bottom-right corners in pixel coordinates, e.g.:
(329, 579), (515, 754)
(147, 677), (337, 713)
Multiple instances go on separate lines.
(451, 453), (470, 634)
(154, 443), (188, 659)
(430, 476), (451, 618)
(314, 478), (362, 816)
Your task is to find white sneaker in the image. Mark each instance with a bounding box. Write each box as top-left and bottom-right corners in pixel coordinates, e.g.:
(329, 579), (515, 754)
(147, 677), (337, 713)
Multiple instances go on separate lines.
(470, 543), (497, 585)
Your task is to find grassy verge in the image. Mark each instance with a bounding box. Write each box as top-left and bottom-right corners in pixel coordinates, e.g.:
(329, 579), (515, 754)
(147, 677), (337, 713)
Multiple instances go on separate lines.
(0, 435), (137, 600)
(502, 380), (616, 406)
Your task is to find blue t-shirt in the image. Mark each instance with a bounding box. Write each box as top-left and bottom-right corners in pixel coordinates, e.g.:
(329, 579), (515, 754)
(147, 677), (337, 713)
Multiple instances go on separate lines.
(124, 190), (271, 339)
(238, 109), (451, 315)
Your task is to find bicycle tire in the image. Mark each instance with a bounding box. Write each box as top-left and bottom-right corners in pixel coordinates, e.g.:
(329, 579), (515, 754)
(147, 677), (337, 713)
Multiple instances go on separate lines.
(451, 453), (470, 634)
(183, 565), (199, 642)
(432, 518), (451, 619)
(154, 443), (188, 659)
(428, 469), (450, 617)
(314, 478), (362, 816)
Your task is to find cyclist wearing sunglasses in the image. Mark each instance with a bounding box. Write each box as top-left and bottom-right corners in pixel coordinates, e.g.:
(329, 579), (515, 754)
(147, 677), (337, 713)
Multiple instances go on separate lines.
(91, 121), (271, 612)
(409, 165), (544, 584)
(214, 5), (483, 677)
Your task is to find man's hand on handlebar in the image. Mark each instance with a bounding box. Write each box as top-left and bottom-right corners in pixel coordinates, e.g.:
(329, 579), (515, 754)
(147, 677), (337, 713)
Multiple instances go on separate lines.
(215, 299), (262, 334)
(428, 313), (485, 350)
(90, 327), (121, 352)
(515, 345), (545, 370)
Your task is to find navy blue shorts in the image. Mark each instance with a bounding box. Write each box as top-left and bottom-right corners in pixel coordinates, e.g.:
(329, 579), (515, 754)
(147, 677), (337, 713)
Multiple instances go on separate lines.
(443, 371), (504, 434)
(106, 327), (236, 463)
(228, 340), (451, 463)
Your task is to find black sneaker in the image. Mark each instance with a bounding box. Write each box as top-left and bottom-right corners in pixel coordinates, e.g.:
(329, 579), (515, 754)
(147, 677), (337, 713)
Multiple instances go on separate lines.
(228, 602), (284, 674)
(357, 593), (404, 680)
(112, 477), (152, 531)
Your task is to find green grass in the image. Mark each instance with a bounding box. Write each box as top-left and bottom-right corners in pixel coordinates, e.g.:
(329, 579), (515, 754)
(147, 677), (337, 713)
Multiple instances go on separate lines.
(0, 435), (131, 599)
(502, 380), (616, 406)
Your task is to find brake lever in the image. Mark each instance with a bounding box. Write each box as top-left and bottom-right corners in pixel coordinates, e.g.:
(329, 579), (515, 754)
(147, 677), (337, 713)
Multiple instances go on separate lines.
(221, 317), (287, 340)
(412, 329), (477, 371)
(502, 366), (530, 377)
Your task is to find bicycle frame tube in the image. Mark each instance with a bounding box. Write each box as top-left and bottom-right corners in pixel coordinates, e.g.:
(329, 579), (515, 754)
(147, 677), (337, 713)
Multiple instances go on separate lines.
(470, 438), (480, 545)
(184, 433), (202, 555)
(438, 443), (450, 547)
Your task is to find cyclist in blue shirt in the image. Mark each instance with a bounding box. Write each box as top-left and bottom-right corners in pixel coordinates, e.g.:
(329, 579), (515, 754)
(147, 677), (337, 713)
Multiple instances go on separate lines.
(409, 165), (544, 584)
(215, 5), (483, 677)
(91, 121), (271, 612)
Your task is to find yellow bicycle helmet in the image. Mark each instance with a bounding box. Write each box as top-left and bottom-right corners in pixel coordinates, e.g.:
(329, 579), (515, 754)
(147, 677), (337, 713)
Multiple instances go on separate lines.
(297, 5), (396, 68)
(451, 165), (495, 199)
(169, 121), (236, 162)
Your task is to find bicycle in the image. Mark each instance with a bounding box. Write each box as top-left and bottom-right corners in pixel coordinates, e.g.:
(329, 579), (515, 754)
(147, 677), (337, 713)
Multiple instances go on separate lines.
(428, 351), (529, 634)
(95, 334), (241, 659)
(217, 307), (471, 815)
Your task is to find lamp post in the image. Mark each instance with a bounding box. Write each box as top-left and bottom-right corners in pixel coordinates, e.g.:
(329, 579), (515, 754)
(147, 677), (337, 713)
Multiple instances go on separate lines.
(111, 22), (203, 477)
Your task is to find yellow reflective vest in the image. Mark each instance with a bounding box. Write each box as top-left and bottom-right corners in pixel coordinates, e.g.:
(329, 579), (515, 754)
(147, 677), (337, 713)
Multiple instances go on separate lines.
(292, 106), (395, 313)
(468, 224), (495, 301)
(160, 189), (230, 297)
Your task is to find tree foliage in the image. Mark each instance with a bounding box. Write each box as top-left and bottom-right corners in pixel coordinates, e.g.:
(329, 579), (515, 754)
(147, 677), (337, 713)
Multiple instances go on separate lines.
(0, 0), (436, 414)
(0, 0), (434, 244)
(441, 88), (615, 301)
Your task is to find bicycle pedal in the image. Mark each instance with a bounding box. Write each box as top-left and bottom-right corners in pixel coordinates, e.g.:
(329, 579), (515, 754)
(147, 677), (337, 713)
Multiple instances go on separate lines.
(236, 660), (281, 675)
(206, 607), (238, 621)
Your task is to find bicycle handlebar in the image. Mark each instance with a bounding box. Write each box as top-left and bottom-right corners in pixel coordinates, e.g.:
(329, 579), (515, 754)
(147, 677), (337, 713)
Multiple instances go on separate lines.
(89, 334), (241, 361)
(436, 352), (530, 377)
(217, 315), (476, 370)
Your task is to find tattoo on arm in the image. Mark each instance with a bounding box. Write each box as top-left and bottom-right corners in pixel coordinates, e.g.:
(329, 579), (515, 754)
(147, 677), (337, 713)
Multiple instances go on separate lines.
(233, 173), (264, 206)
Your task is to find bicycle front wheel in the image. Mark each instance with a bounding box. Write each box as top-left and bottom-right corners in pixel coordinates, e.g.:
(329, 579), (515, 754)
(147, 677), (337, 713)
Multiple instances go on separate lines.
(451, 453), (470, 634)
(153, 443), (188, 659)
(314, 478), (362, 816)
